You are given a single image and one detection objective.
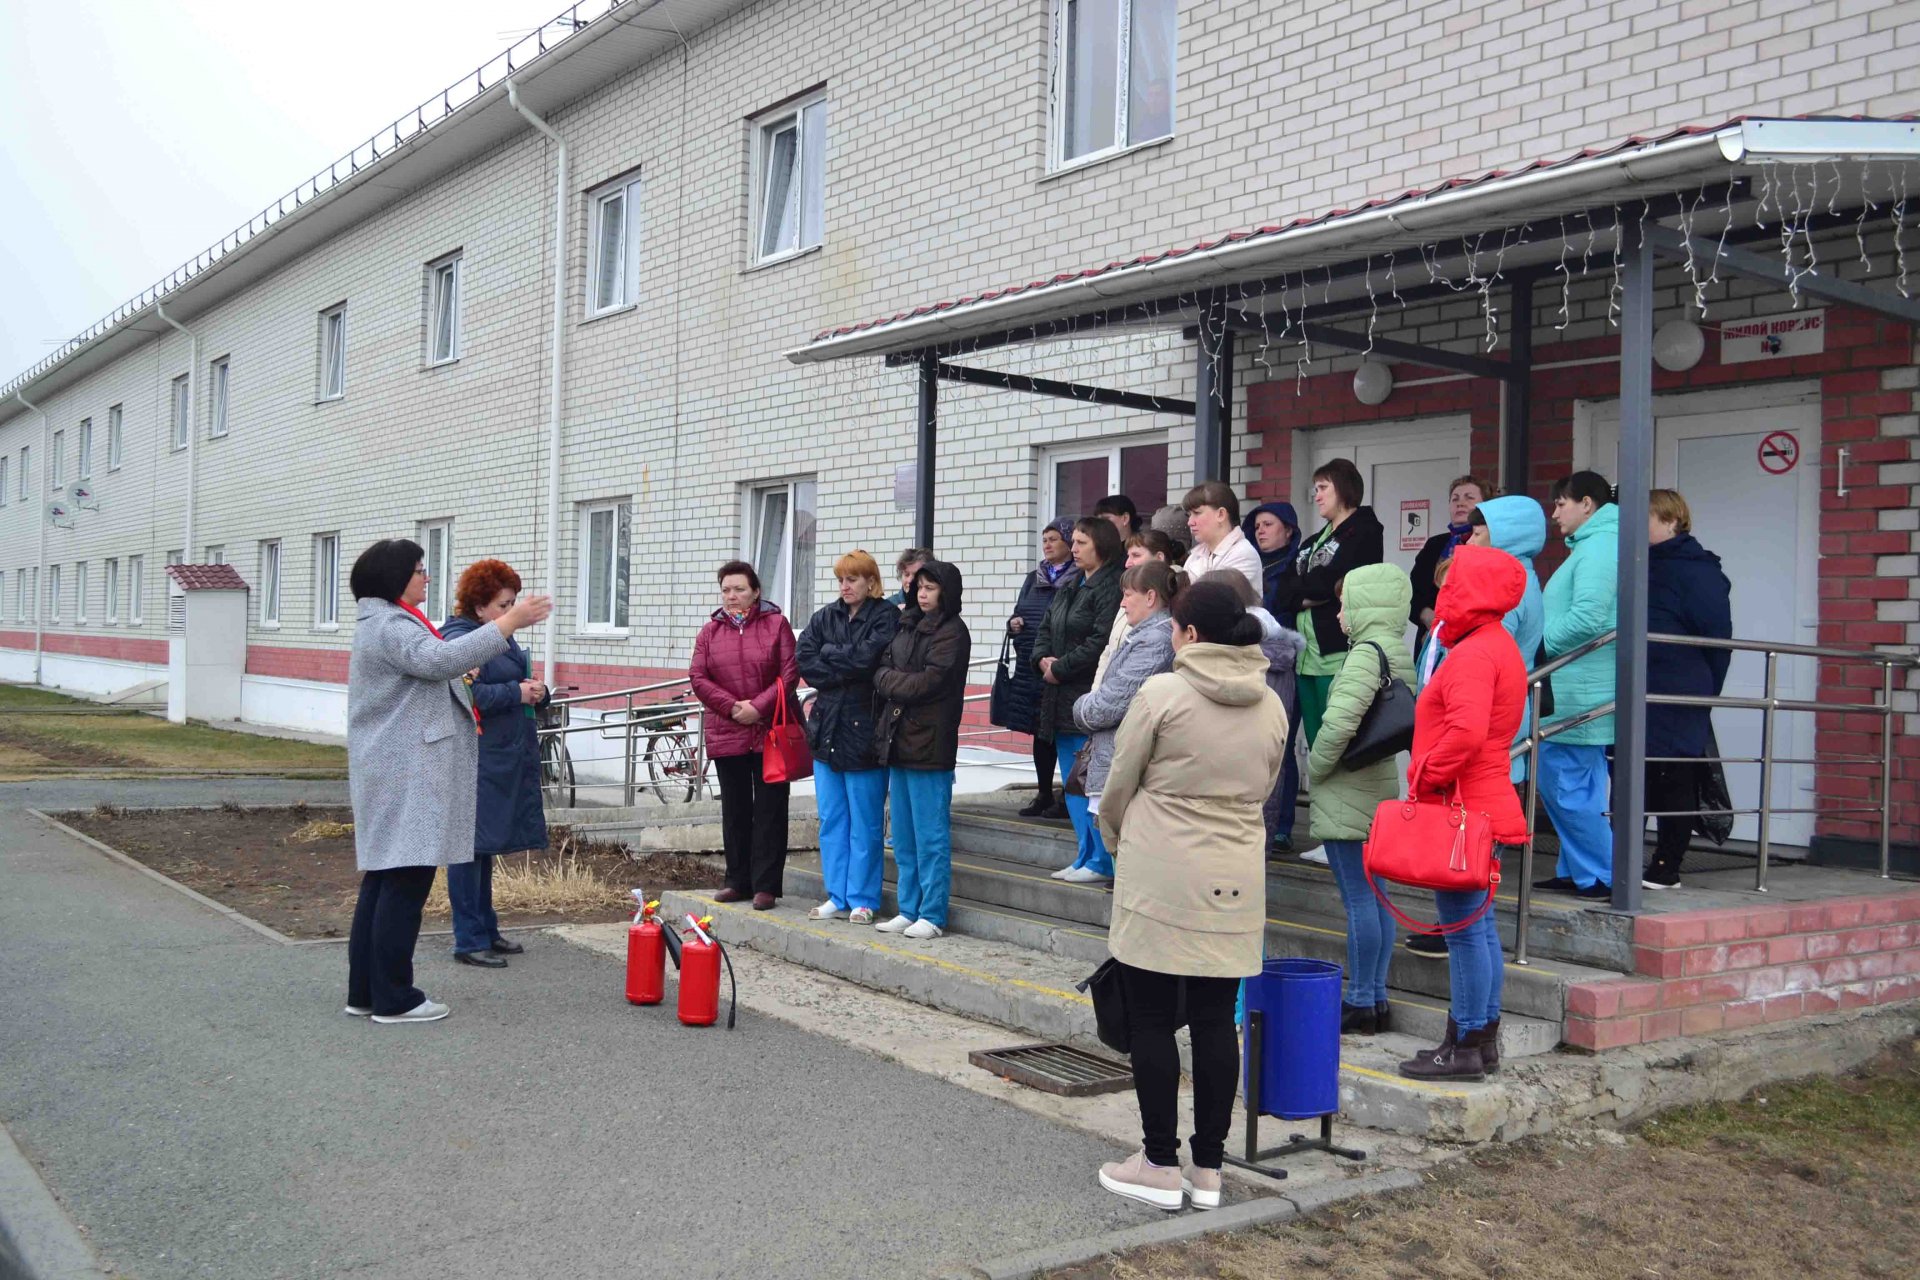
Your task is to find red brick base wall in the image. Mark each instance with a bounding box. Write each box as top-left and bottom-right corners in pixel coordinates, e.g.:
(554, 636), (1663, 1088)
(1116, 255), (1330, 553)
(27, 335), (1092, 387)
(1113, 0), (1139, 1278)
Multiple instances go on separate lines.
(1563, 890), (1920, 1050)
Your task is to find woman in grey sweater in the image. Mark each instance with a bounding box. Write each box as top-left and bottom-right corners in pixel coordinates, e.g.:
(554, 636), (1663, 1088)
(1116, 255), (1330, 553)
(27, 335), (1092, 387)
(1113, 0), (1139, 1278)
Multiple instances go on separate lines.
(343, 539), (548, 1025)
(1068, 560), (1180, 882)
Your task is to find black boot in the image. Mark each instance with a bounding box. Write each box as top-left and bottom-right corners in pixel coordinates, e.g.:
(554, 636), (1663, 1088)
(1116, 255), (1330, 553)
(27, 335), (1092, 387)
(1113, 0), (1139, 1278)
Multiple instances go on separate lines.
(1405, 1016), (1457, 1068)
(1399, 1026), (1489, 1082)
(1374, 1001), (1394, 1034)
(1481, 1019), (1501, 1074)
(1406, 933), (1448, 956)
(1339, 1004), (1379, 1035)
(1018, 792), (1053, 818)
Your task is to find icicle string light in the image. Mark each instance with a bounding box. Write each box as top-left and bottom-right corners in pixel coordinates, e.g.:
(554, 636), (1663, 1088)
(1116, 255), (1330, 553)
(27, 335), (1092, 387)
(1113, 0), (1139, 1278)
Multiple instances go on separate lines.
(1555, 214), (1574, 330)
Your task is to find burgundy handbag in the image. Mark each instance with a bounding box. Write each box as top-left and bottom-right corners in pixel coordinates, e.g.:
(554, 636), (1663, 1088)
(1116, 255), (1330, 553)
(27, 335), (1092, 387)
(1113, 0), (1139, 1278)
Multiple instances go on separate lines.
(761, 679), (814, 784)
(1362, 766), (1500, 935)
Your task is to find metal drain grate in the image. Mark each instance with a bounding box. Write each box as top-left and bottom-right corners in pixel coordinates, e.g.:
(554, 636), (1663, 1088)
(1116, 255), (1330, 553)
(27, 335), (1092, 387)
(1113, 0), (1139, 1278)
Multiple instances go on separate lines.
(969, 1042), (1134, 1097)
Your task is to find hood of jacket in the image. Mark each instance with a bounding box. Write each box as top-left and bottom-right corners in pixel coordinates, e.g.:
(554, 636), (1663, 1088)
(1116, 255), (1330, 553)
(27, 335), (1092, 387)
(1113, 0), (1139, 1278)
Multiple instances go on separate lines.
(1242, 501), (1301, 568)
(1337, 563), (1412, 648)
(1435, 544), (1527, 638)
(911, 558), (965, 624)
(1566, 500), (1620, 549)
(1171, 640), (1273, 706)
(709, 598), (785, 628)
(1650, 531), (1721, 569)
(1477, 495), (1545, 563)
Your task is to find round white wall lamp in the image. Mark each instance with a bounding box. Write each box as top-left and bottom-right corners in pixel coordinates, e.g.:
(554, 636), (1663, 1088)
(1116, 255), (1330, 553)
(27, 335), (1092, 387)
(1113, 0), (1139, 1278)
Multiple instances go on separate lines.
(1352, 360), (1394, 406)
(1653, 319), (1705, 372)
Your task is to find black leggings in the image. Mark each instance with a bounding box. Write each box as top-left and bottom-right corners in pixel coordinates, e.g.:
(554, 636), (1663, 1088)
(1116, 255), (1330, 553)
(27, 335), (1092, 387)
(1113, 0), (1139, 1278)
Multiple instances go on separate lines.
(1032, 737), (1057, 798)
(1645, 760), (1702, 874)
(1119, 961), (1241, 1169)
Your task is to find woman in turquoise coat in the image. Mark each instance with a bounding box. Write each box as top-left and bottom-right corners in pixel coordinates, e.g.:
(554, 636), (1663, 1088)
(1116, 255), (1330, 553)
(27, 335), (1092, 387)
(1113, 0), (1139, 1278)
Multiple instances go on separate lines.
(1537, 472), (1618, 898)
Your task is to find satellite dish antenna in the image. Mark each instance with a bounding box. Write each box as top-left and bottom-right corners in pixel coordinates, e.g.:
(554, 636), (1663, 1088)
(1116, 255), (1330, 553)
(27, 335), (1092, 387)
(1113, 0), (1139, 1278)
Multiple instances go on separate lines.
(47, 502), (75, 530)
(71, 484), (100, 511)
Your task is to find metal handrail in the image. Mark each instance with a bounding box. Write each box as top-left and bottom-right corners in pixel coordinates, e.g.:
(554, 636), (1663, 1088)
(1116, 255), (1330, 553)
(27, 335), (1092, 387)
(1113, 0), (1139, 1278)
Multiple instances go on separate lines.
(1506, 629), (1917, 964)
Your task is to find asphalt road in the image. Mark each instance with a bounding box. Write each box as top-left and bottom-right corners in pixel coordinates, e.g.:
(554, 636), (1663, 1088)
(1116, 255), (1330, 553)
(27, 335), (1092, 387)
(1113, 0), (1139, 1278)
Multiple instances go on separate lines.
(0, 806), (1143, 1279)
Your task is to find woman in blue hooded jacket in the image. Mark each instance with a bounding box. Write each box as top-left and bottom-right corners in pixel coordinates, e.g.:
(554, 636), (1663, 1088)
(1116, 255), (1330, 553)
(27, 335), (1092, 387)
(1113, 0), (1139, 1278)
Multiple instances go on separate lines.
(1245, 501), (1305, 852)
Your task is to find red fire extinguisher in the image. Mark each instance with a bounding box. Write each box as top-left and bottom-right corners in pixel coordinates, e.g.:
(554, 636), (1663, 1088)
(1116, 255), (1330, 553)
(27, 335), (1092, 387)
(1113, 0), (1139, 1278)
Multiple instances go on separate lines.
(676, 914), (737, 1029)
(626, 892), (665, 1006)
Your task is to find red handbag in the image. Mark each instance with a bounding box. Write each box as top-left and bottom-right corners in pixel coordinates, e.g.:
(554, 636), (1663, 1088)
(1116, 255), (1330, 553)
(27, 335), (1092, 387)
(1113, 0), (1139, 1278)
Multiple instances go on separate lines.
(1362, 768), (1500, 936)
(761, 678), (814, 784)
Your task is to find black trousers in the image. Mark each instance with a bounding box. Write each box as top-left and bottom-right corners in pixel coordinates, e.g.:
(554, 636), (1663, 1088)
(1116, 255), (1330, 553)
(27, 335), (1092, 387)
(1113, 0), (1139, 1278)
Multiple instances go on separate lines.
(1118, 961), (1241, 1170)
(1645, 761), (1702, 874)
(347, 866), (437, 1016)
(713, 751), (791, 896)
(1032, 736), (1057, 798)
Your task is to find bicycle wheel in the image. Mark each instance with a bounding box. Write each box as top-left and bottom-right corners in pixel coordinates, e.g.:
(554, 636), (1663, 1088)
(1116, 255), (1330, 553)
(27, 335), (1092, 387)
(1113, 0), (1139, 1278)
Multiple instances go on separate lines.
(645, 728), (703, 804)
(541, 734), (576, 808)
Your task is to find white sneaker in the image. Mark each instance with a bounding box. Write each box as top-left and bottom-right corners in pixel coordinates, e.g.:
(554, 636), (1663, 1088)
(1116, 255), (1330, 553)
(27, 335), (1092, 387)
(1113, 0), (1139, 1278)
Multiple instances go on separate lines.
(807, 899), (845, 920)
(1049, 865), (1076, 880)
(1061, 866), (1112, 884)
(874, 914), (914, 933)
(343, 1004), (373, 1017)
(903, 919), (944, 940)
(1299, 846), (1330, 865)
(371, 998), (449, 1024)
(1183, 1166), (1223, 1210)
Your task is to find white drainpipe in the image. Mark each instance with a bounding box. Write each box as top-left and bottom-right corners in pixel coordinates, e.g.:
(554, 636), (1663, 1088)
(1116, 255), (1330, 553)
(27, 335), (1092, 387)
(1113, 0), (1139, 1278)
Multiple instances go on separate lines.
(155, 302), (198, 556)
(507, 78), (568, 689)
(13, 391), (49, 685)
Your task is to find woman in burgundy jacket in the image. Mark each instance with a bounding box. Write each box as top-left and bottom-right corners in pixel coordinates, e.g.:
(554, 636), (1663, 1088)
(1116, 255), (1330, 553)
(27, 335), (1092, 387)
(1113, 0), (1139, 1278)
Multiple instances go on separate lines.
(689, 559), (800, 909)
(1397, 543), (1529, 1084)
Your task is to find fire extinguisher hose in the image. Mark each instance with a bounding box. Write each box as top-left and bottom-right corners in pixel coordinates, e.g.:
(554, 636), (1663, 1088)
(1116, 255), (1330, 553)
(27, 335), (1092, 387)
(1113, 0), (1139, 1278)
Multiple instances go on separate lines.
(717, 938), (738, 1031)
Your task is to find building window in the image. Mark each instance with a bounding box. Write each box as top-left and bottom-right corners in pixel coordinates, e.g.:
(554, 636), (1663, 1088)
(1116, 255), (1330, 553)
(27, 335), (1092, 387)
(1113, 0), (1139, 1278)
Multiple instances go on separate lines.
(128, 556), (144, 625)
(319, 304), (348, 400)
(742, 478), (817, 624)
(586, 174), (643, 316)
(1043, 436), (1169, 543)
(751, 94), (826, 265)
(20, 567), (36, 622)
(418, 519), (452, 622)
(166, 549), (184, 566)
(16, 447), (26, 501)
(0, 454), (8, 506)
(427, 254), (462, 364)
(75, 561), (89, 623)
(259, 540), (281, 626)
(1051, 0), (1177, 169)
(314, 533), (340, 627)
(78, 418), (93, 480)
(171, 374), (191, 450)
(579, 501), (631, 632)
(108, 404), (123, 470)
(47, 564), (61, 622)
(105, 559), (119, 624)
(205, 545), (226, 565)
(51, 429), (65, 489)
(210, 357), (230, 437)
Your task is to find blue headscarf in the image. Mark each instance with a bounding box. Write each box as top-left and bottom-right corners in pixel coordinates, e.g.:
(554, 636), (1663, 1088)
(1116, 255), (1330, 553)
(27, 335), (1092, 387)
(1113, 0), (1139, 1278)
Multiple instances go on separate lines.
(1241, 501), (1301, 615)
(1040, 515), (1077, 585)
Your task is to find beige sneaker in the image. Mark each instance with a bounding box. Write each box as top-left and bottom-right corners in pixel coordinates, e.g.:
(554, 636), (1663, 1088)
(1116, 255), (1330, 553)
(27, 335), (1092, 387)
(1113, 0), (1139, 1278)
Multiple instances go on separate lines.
(1098, 1150), (1185, 1210)
(1183, 1165), (1223, 1210)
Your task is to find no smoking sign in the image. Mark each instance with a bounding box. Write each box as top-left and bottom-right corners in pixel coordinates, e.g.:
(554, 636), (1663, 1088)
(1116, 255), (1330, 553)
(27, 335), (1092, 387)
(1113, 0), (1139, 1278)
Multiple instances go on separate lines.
(1757, 430), (1799, 475)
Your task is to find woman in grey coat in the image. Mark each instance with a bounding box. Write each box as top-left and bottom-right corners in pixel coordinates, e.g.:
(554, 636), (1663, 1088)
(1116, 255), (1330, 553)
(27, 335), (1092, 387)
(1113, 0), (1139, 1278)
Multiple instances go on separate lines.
(1068, 560), (1180, 881)
(344, 539), (549, 1025)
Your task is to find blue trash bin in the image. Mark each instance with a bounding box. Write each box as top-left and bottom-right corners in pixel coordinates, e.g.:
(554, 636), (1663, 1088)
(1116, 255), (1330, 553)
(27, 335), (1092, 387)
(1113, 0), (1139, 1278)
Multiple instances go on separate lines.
(1243, 957), (1342, 1121)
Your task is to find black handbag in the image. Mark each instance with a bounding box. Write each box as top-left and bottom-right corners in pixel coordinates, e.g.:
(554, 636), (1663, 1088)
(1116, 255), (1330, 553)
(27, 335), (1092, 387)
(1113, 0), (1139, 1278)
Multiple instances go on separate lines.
(1693, 730), (1734, 846)
(1062, 740), (1093, 797)
(1341, 641), (1417, 768)
(987, 632), (1017, 728)
(1075, 957), (1130, 1054)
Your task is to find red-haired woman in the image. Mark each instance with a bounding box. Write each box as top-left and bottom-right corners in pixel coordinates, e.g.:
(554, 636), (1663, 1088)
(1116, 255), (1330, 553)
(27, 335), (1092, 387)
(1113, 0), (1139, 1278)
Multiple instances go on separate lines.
(440, 559), (550, 967)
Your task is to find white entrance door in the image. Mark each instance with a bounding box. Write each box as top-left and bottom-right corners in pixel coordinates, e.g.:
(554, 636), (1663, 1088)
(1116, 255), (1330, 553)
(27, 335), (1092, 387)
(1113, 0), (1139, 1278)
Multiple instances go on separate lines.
(1586, 390), (1821, 847)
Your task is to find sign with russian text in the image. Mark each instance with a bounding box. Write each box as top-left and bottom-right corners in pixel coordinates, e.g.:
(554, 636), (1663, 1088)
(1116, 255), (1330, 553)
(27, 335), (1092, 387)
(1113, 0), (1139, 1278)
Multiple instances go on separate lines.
(1400, 499), (1430, 551)
(1721, 309), (1825, 364)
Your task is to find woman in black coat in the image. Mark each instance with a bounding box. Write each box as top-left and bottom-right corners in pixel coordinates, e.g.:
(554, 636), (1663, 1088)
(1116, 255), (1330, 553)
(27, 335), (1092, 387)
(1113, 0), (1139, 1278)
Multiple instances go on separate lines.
(1643, 490), (1733, 889)
(1272, 457), (1385, 748)
(994, 516), (1078, 816)
(439, 559), (550, 967)
(795, 550), (901, 924)
(1031, 516), (1125, 880)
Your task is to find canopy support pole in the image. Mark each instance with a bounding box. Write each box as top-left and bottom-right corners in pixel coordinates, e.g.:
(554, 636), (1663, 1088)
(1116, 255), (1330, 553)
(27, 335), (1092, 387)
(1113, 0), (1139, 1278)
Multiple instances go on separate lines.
(1611, 222), (1653, 914)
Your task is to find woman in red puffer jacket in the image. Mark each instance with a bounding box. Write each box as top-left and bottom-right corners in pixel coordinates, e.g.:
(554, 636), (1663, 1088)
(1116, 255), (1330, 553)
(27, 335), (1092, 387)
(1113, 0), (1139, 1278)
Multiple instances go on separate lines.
(1397, 543), (1529, 1084)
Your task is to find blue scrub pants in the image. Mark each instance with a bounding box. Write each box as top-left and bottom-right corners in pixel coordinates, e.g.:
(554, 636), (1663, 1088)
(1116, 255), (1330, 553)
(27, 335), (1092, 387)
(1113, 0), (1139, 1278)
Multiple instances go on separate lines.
(1539, 741), (1613, 888)
(815, 761), (887, 912)
(888, 767), (954, 928)
(1053, 731), (1112, 876)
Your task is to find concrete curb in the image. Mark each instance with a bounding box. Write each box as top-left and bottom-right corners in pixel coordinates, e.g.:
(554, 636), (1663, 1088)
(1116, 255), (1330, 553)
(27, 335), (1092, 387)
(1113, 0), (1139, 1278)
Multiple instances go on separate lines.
(941, 1167), (1424, 1280)
(0, 1122), (110, 1280)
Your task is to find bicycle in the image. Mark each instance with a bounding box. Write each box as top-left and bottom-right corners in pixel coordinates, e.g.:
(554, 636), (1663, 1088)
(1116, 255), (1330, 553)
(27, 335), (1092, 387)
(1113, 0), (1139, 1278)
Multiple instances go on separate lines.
(536, 691), (577, 809)
(639, 697), (707, 804)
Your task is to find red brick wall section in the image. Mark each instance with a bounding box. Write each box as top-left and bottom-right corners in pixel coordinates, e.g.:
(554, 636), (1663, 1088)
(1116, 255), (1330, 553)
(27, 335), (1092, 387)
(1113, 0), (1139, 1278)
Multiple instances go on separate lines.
(0, 631), (170, 664)
(1562, 891), (1920, 1051)
(246, 646), (351, 684)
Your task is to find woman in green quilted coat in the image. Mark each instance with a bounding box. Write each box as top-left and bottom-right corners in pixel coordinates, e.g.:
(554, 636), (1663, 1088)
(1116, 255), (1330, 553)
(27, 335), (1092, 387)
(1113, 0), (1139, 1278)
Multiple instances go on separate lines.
(1306, 563), (1414, 1033)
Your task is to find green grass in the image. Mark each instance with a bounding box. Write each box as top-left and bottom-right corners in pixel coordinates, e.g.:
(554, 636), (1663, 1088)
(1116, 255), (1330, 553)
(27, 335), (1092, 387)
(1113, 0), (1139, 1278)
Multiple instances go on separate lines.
(0, 683), (93, 709)
(0, 693), (346, 774)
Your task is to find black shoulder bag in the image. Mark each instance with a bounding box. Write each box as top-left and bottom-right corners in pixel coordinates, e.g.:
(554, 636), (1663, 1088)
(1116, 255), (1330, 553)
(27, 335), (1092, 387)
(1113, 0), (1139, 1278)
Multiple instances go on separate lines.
(1340, 640), (1417, 768)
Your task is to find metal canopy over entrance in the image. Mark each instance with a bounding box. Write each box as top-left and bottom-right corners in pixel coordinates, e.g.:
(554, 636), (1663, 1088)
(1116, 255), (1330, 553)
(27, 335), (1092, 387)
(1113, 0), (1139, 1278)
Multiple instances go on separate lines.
(791, 117), (1920, 913)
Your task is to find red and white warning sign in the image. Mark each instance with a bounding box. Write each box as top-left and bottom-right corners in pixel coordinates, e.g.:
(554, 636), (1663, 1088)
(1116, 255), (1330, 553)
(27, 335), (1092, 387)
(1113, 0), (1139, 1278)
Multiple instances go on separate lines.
(1721, 309), (1825, 364)
(1757, 431), (1799, 475)
(1399, 499), (1431, 551)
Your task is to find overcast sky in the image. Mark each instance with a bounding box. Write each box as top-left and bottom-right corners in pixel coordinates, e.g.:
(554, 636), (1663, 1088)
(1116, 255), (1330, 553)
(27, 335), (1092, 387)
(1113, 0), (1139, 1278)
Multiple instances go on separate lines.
(0, 0), (568, 381)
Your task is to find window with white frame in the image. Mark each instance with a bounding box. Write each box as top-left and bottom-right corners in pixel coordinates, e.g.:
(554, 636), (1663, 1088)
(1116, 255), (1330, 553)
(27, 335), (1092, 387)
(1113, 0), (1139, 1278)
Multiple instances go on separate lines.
(16, 447), (26, 501)
(418, 519), (452, 622)
(742, 478), (817, 624)
(108, 404), (123, 470)
(20, 567), (36, 622)
(1041, 435), (1169, 544)
(0, 454), (8, 506)
(74, 561), (89, 623)
(170, 374), (190, 450)
(47, 564), (61, 622)
(314, 533), (340, 627)
(205, 545), (226, 565)
(578, 501), (631, 632)
(587, 174), (643, 316)
(750, 94), (826, 265)
(319, 304), (347, 400)
(166, 549), (184, 566)
(50, 429), (64, 489)
(1050, 0), (1177, 169)
(427, 254), (462, 364)
(105, 558), (119, 624)
(259, 540), (281, 626)
(128, 555), (144, 624)
(78, 418), (92, 480)
(209, 357), (230, 437)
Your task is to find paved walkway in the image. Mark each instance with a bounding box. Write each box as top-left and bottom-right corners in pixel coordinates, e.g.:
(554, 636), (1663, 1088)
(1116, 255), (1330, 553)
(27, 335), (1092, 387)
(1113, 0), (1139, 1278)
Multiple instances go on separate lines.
(0, 808), (1142, 1279)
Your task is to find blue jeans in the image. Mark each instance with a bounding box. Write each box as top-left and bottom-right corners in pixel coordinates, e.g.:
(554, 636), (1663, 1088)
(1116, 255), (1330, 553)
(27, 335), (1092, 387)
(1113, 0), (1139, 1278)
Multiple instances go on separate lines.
(1053, 732), (1112, 876)
(1323, 839), (1394, 1007)
(1435, 887), (1505, 1031)
(815, 762), (887, 911)
(1265, 691), (1302, 842)
(889, 767), (954, 928)
(1539, 740), (1612, 888)
(446, 854), (499, 954)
